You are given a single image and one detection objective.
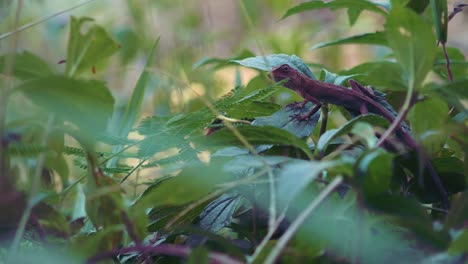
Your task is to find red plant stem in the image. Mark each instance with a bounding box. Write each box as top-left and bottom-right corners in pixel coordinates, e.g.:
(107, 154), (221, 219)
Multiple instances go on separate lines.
(87, 244), (244, 264)
(441, 42), (453, 82)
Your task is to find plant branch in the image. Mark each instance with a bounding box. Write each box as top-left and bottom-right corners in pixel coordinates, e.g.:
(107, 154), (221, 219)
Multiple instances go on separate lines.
(441, 42), (454, 82)
(87, 244), (243, 264)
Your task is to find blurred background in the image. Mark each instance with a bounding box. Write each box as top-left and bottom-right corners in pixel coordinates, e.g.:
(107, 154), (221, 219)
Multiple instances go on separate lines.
(1, 0), (467, 115)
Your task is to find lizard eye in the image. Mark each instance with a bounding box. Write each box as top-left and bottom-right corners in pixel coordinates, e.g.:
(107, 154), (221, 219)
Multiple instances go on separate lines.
(280, 64), (291, 73)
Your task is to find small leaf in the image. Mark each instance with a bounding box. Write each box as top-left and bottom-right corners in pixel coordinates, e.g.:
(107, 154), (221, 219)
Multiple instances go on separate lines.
(66, 16), (120, 76)
(0, 51), (54, 80)
(232, 54), (316, 79)
(431, 78), (468, 112)
(385, 6), (437, 90)
(317, 114), (389, 154)
(310, 32), (387, 51)
(282, 0), (387, 23)
(16, 75), (115, 133)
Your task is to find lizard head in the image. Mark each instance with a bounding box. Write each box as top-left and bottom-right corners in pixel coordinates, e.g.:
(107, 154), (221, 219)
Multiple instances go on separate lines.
(271, 64), (301, 90)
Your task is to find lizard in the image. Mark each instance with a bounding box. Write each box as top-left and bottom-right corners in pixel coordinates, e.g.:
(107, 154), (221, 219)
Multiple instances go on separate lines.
(270, 63), (449, 207)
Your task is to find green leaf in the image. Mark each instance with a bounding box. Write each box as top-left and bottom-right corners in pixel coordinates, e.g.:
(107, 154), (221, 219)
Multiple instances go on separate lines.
(430, 0), (448, 43)
(433, 46), (468, 81)
(448, 229), (468, 255)
(446, 191), (468, 229)
(253, 102), (321, 139)
(0, 51), (54, 80)
(136, 162), (233, 207)
(341, 61), (407, 91)
(356, 149), (394, 198)
(66, 16), (120, 77)
(406, 0), (429, 13)
(431, 78), (468, 112)
(310, 32), (387, 51)
(317, 114), (390, 154)
(282, 0), (387, 24)
(16, 75), (115, 133)
(407, 98), (448, 154)
(193, 49), (255, 69)
(232, 54), (316, 79)
(319, 69), (358, 85)
(118, 38), (159, 137)
(385, 6), (437, 90)
(277, 160), (337, 207)
(227, 101), (280, 119)
(188, 247), (210, 264)
(209, 125), (314, 159)
(197, 194), (241, 233)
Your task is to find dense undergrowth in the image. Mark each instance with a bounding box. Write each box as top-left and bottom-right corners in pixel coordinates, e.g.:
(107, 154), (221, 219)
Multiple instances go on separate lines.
(0, 0), (467, 263)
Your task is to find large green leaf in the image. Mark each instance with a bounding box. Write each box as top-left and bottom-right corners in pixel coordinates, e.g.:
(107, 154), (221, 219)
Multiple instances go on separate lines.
(310, 32), (387, 51)
(277, 160), (337, 207)
(0, 51), (54, 80)
(407, 98), (448, 154)
(16, 75), (115, 133)
(135, 162), (233, 208)
(232, 54), (316, 79)
(282, 0), (387, 25)
(209, 125), (314, 159)
(356, 149), (394, 198)
(385, 6), (437, 90)
(66, 16), (120, 76)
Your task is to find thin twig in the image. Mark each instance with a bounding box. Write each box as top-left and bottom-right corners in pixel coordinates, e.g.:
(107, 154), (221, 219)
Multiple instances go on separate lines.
(0, 0), (98, 40)
(263, 176), (343, 264)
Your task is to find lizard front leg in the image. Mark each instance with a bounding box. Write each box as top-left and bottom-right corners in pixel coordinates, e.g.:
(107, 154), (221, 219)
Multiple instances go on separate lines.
(291, 102), (321, 121)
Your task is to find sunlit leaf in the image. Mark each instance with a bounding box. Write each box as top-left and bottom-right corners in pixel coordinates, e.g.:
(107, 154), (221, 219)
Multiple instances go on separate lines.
(310, 32), (387, 50)
(385, 6), (437, 90)
(16, 75), (115, 133)
(66, 16), (120, 76)
(0, 51), (54, 80)
(232, 54), (316, 79)
(282, 0), (387, 25)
